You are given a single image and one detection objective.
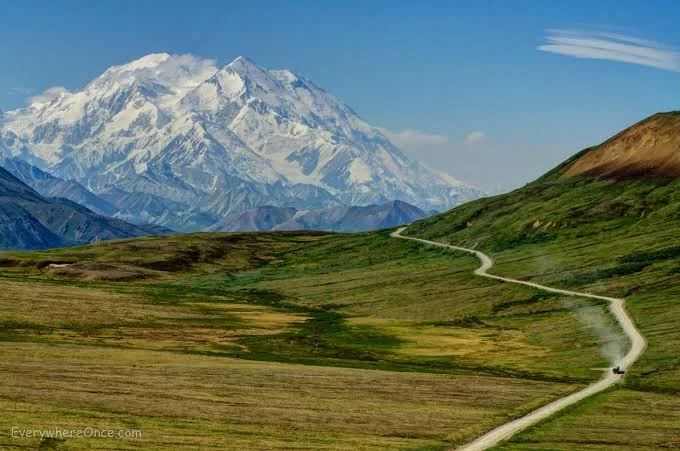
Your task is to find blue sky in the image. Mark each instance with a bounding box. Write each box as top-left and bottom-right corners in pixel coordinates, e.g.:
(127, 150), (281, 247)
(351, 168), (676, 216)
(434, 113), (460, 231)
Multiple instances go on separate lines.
(1, 0), (679, 191)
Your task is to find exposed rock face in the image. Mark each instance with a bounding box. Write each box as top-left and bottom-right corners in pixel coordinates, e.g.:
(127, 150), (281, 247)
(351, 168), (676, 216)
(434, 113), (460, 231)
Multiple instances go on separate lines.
(564, 112), (680, 180)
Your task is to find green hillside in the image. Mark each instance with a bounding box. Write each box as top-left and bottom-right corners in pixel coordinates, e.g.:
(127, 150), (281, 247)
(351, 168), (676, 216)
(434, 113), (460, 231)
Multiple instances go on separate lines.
(404, 113), (680, 449)
(405, 118), (680, 393)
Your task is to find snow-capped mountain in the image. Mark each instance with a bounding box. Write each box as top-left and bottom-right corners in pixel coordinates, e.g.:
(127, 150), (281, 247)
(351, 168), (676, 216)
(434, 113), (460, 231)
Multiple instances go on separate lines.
(0, 53), (481, 229)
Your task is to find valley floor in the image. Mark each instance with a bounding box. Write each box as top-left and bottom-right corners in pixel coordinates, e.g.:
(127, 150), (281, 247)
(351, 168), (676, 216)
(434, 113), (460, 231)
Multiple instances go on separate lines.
(1, 342), (574, 450)
(496, 388), (680, 450)
(0, 230), (619, 449)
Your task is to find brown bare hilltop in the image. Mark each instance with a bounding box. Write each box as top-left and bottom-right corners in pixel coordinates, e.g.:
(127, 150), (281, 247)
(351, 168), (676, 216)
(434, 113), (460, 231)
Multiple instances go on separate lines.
(563, 112), (680, 180)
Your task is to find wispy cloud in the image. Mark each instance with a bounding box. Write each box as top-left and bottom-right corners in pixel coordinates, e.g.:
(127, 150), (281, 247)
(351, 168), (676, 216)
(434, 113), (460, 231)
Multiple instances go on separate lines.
(538, 29), (680, 72)
(465, 131), (487, 144)
(379, 127), (490, 153)
(28, 86), (70, 106)
(378, 127), (449, 149)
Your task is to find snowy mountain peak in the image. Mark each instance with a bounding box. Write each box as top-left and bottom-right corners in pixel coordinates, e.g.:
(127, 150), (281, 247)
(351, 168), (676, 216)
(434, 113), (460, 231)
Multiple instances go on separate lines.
(220, 56), (284, 96)
(85, 53), (219, 100)
(0, 53), (482, 230)
(225, 56), (265, 75)
(109, 53), (172, 73)
(230, 55), (257, 65)
(269, 69), (302, 85)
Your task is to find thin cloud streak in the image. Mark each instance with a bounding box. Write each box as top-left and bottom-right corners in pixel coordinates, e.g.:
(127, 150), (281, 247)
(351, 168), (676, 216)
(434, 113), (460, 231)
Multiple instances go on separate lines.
(539, 29), (680, 72)
(465, 131), (487, 144)
(28, 86), (71, 106)
(378, 127), (449, 148)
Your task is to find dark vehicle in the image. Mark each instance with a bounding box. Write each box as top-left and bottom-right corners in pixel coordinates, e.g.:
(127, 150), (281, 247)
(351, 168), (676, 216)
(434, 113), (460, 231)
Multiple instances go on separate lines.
(612, 366), (625, 374)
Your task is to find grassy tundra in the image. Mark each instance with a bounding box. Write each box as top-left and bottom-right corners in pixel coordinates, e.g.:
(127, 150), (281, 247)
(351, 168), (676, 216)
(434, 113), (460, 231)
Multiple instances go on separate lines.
(1, 230), (610, 450)
(405, 154), (680, 449)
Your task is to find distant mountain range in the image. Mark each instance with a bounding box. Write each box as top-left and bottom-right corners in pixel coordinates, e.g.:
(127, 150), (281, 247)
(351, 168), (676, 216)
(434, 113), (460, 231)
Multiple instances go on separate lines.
(0, 54), (482, 231)
(0, 166), (167, 250)
(209, 200), (430, 233)
(0, 156), (118, 216)
(1, 153), (435, 236)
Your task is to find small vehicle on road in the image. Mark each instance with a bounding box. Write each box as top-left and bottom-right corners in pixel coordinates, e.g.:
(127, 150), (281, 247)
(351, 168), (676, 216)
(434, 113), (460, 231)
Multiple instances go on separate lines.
(612, 366), (625, 374)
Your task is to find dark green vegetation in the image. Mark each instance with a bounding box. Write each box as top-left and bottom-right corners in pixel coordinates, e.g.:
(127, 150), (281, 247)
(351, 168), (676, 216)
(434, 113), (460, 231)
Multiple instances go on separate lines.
(406, 113), (680, 449)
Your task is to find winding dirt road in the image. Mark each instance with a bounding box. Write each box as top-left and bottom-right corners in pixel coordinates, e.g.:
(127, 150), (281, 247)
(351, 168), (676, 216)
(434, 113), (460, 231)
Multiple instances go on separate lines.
(391, 227), (646, 451)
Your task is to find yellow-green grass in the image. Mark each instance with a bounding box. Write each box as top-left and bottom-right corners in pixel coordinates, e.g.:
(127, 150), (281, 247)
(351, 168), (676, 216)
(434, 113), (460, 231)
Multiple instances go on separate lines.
(0, 229), (633, 448)
(0, 278), (305, 354)
(219, 231), (620, 381)
(405, 223), (680, 447)
(0, 343), (576, 450)
(495, 389), (680, 450)
(0, 231), (614, 382)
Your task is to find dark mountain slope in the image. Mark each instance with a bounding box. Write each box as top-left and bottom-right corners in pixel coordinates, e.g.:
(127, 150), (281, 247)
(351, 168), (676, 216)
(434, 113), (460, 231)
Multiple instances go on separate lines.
(209, 206), (297, 232)
(0, 202), (64, 249)
(0, 167), (168, 249)
(1, 156), (119, 216)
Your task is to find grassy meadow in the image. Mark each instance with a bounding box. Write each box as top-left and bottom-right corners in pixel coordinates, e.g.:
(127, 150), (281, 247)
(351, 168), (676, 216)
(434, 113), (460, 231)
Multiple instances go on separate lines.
(0, 229), (616, 449)
(495, 388), (680, 450)
(1, 342), (578, 450)
(485, 225), (680, 450)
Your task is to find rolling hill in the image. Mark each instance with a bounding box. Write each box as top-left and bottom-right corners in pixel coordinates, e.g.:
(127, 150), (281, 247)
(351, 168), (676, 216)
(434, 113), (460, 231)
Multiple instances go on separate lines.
(406, 112), (680, 252)
(564, 112), (680, 180)
(404, 111), (680, 449)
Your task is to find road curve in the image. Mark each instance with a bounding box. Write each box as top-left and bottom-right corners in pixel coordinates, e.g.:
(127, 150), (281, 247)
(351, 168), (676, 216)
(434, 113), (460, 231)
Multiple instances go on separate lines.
(391, 227), (646, 451)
